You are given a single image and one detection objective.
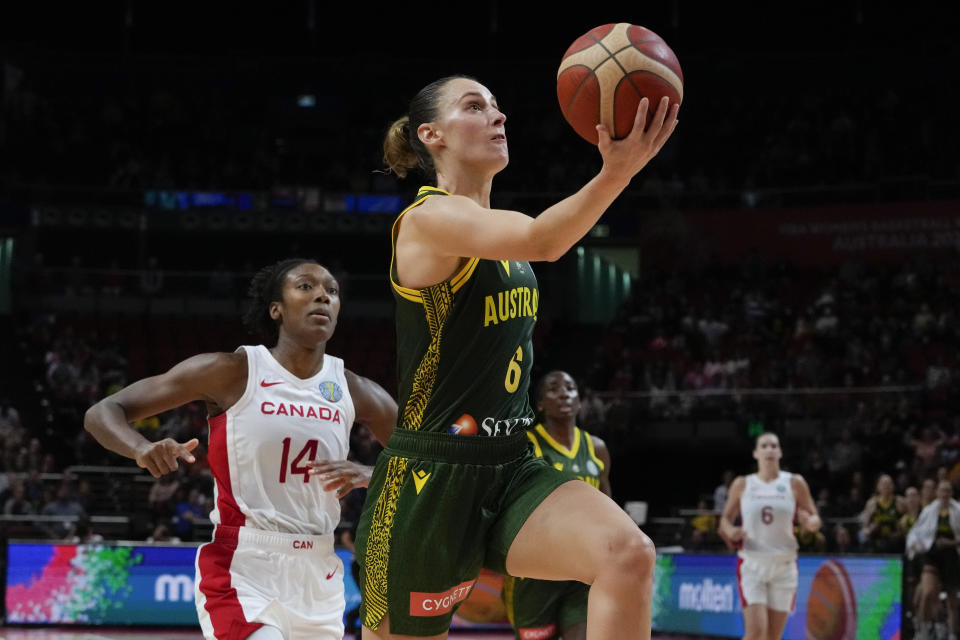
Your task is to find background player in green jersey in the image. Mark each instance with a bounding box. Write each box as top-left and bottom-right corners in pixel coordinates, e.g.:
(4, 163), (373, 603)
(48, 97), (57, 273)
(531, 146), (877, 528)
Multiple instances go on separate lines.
(357, 75), (678, 640)
(504, 371), (612, 640)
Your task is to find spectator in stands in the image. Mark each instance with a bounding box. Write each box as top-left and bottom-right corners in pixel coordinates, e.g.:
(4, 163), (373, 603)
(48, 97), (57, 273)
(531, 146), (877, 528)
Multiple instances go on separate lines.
(148, 470), (181, 518)
(0, 398), (21, 438)
(171, 486), (207, 542)
(146, 521), (181, 543)
(713, 469), (735, 513)
(921, 477), (938, 507)
(815, 488), (834, 519)
(578, 385), (608, 430)
(830, 523), (854, 553)
(859, 473), (906, 552)
(827, 427), (863, 485)
(64, 515), (104, 544)
(22, 468), (44, 506)
(688, 498), (719, 550)
(900, 486), (921, 536)
(908, 426), (946, 479)
(40, 483), (86, 538)
(3, 479), (34, 515)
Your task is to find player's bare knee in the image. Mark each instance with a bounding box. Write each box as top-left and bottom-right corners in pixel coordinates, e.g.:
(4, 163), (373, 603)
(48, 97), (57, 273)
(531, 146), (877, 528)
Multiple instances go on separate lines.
(604, 527), (655, 577)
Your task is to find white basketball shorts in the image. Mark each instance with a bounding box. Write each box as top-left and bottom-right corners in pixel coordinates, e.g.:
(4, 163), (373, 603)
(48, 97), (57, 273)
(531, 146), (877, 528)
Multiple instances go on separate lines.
(195, 525), (345, 640)
(736, 553), (798, 612)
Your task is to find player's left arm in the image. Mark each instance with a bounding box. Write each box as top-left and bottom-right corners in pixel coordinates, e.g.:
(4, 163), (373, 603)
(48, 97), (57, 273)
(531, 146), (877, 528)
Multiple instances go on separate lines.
(344, 369), (398, 447)
(792, 474), (822, 532)
(592, 435), (613, 498)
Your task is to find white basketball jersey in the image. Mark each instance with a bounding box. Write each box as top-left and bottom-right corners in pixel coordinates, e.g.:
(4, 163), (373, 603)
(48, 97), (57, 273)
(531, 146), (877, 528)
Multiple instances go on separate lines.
(206, 345), (356, 535)
(739, 471), (798, 558)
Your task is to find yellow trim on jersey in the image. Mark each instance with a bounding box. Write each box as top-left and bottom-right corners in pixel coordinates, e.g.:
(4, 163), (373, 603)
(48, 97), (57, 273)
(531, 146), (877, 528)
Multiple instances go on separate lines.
(584, 431), (605, 471)
(534, 423), (580, 460)
(400, 283), (453, 431)
(388, 186), (480, 303)
(526, 430), (544, 458)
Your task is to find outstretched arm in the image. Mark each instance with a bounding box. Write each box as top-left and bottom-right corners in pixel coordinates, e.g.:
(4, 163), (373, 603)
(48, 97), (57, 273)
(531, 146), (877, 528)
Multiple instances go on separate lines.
(84, 352), (245, 477)
(401, 97), (680, 265)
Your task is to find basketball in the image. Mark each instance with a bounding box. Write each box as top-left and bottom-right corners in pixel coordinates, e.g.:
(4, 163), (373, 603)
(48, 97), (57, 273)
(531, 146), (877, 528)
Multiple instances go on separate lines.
(557, 23), (684, 145)
(806, 560), (857, 640)
(454, 570), (507, 624)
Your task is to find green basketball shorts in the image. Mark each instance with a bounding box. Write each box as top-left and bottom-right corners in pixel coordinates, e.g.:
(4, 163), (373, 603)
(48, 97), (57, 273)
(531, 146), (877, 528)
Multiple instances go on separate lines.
(503, 575), (589, 640)
(355, 428), (575, 636)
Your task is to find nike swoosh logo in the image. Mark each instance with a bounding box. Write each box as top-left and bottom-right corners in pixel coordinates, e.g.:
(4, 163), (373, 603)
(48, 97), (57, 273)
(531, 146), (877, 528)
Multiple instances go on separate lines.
(326, 570), (336, 580)
(260, 380), (283, 387)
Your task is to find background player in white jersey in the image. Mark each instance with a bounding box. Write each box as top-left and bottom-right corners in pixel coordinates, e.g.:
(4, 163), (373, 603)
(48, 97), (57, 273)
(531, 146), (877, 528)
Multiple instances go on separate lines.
(719, 432), (821, 640)
(84, 258), (397, 640)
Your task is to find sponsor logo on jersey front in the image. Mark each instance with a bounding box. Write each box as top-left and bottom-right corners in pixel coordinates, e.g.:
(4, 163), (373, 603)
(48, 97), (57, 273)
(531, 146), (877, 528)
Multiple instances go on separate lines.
(318, 380), (343, 402)
(480, 415), (534, 436)
(448, 413), (478, 435)
(409, 580), (477, 616)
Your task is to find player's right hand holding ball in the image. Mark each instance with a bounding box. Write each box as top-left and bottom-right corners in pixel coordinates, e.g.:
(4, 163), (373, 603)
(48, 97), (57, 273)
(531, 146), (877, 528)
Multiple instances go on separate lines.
(596, 96), (679, 187)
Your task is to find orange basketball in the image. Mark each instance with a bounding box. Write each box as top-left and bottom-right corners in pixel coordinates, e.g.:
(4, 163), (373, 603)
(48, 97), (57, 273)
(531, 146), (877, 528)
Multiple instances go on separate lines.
(557, 23), (683, 145)
(806, 560), (857, 640)
(454, 570), (507, 623)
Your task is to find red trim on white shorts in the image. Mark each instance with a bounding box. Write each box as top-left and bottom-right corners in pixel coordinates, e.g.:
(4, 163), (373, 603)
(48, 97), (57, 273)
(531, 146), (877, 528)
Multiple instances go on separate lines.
(736, 556), (747, 608)
(197, 526), (263, 640)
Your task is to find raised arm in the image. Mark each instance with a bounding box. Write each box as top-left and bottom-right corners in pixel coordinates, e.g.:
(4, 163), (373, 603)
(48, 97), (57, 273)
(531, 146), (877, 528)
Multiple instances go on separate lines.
(84, 351), (245, 477)
(401, 97), (679, 264)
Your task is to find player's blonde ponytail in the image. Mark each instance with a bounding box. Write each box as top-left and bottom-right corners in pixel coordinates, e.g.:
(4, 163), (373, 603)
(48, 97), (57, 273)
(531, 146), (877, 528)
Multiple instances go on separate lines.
(381, 75), (475, 182)
(382, 116), (419, 178)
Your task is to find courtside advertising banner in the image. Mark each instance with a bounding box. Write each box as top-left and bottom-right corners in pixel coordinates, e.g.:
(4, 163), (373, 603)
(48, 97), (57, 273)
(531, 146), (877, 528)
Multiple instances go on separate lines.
(5, 542), (900, 637)
(651, 552), (902, 639)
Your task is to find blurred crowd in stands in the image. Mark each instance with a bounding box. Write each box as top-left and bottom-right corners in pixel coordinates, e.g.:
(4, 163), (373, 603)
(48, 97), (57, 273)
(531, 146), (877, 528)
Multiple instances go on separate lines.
(2, 42), (957, 203)
(3, 250), (960, 555)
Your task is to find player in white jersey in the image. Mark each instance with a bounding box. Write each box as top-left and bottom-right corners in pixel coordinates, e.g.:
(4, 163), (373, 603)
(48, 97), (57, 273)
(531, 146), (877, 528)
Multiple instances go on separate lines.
(719, 432), (821, 640)
(84, 258), (397, 640)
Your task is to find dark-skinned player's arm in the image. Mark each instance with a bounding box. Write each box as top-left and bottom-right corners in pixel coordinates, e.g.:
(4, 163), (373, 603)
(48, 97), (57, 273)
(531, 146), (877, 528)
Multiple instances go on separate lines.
(308, 370), (398, 498)
(84, 352), (244, 478)
(592, 435), (613, 499)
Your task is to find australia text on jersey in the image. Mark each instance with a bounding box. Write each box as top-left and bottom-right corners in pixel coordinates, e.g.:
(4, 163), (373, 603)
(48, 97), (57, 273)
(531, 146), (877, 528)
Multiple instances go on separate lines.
(483, 286), (538, 327)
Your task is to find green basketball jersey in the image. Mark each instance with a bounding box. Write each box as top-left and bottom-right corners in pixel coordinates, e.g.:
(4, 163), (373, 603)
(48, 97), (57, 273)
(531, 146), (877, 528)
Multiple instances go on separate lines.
(526, 424), (604, 489)
(390, 186), (539, 436)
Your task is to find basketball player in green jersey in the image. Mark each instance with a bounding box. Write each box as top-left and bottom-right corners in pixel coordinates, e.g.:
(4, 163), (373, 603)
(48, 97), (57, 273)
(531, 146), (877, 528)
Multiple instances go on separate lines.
(355, 75), (678, 640)
(503, 371), (611, 640)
